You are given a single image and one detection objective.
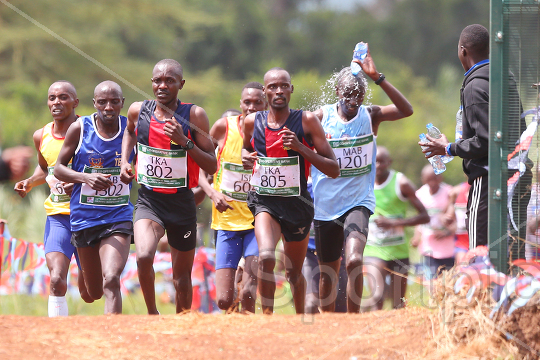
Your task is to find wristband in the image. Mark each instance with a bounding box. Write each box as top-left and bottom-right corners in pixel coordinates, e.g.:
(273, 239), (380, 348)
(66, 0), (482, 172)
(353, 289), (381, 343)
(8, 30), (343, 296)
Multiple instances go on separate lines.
(374, 73), (385, 85)
(445, 143), (452, 157)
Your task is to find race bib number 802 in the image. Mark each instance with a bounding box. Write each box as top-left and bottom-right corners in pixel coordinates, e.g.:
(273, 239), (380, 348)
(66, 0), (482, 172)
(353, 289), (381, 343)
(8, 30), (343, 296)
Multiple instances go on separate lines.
(137, 143), (187, 188)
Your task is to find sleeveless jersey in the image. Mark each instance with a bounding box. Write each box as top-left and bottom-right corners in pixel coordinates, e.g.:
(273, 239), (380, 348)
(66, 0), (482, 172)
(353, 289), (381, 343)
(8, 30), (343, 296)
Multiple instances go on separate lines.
(136, 99), (199, 194)
(416, 183), (454, 259)
(211, 116), (254, 231)
(455, 182), (470, 250)
(250, 110), (313, 196)
(40, 122), (70, 216)
(364, 171), (409, 261)
(70, 114), (134, 232)
(311, 103), (376, 221)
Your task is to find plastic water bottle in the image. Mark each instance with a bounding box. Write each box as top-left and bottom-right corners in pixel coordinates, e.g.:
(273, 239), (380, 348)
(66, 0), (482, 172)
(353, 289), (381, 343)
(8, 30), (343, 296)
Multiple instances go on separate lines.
(426, 123), (454, 164)
(455, 106), (463, 141)
(351, 42), (368, 76)
(419, 133), (446, 175)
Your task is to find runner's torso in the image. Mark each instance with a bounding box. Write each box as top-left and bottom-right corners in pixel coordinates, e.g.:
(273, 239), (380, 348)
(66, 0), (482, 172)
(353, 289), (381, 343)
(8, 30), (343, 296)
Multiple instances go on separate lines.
(70, 114), (134, 231)
(40, 122), (71, 216)
(311, 104), (376, 221)
(136, 99), (199, 194)
(250, 109), (313, 197)
(212, 116), (254, 230)
(365, 170), (410, 260)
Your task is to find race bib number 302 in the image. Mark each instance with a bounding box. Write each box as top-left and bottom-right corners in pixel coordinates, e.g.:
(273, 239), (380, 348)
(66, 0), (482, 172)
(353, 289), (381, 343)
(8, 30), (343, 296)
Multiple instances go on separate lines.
(250, 156), (300, 197)
(219, 162), (253, 202)
(80, 166), (130, 207)
(329, 134), (374, 178)
(137, 143), (187, 188)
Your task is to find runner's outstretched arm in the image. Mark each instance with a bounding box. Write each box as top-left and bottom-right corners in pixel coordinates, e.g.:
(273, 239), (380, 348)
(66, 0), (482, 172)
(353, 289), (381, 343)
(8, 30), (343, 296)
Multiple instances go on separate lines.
(120, 102), (141, 184)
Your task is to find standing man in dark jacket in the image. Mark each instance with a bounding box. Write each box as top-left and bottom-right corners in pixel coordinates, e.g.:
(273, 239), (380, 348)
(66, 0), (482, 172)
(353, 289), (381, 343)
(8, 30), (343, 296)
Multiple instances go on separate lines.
(420, 24), (490, 248)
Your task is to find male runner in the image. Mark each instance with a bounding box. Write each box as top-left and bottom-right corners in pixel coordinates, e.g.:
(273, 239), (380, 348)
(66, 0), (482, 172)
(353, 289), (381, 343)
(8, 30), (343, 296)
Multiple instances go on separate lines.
(120, 59), (216, 314)
(198, 82), (267, 313)
(14, 81), (89, 316)
(242, 68), (340, 314)
(312, 47), (413, 313)
(55, 81), (133, 314)
(363, 147), (428, 310)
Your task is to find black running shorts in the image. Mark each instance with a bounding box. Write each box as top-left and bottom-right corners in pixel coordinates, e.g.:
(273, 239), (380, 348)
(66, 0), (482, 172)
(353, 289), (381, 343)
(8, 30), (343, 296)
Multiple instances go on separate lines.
(71, 221), (133, 248)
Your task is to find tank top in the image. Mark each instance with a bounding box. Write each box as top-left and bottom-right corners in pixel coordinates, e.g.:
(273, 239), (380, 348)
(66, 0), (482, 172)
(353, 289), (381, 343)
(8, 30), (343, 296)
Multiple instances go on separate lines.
(416, 183), (454, 259)
(364, 171), (409, 261)
(211, 116), (254, 231)
(40, 122), (70, 216)
(136, 99), (199, 194)
(250, 110), (313, 196)
(70, 114), (134, 232)
(311, 103), (376, 221)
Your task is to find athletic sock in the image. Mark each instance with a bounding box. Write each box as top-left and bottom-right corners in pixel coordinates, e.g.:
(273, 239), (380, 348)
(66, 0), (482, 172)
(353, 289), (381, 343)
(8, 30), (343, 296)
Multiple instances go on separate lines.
(48, 295), (69, 317)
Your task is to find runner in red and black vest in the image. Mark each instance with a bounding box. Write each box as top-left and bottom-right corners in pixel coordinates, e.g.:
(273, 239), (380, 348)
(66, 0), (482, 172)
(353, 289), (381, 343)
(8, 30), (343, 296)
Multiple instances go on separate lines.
(242, 68), (339, 314)
(120, 59), (217, 314)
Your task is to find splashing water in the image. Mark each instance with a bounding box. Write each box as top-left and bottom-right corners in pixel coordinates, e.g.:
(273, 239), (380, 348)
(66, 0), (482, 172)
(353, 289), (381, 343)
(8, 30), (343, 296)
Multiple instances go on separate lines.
(302, 68), (373, 112)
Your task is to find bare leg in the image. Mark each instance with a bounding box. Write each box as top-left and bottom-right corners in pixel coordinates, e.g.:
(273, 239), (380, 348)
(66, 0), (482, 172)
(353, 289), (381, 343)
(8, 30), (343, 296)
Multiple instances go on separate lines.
(240, 255), (258, 313)
(254, 212), (282, 314)
(170, 247), (196, 313)
(99, 233), (131, 314)
(77, 265), (93, 303)
(363, 257), (387, 311)
(134, 219), (164, 315)
(77, 246), (104, 301)
(345, 234), (367, 313)
(45, 252), (71, 296)
(283, 236), (309, 314)
(215, 268), (237, 311)
(318, 259), (340, 312)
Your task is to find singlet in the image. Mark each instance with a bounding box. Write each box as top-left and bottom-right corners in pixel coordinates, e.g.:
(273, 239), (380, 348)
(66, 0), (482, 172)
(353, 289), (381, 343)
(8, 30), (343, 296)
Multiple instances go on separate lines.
(40, 122), (70, 216)
(416, 183), (454, 259)
(311, 103), (376, 221)
(211, 116), (254, 231)
(70, 114), (134, 232)
(250, 110), (313, 196)
(364, 171), (409, 261)
(454, 182), (471, 249)
(136, 99), (199, 194)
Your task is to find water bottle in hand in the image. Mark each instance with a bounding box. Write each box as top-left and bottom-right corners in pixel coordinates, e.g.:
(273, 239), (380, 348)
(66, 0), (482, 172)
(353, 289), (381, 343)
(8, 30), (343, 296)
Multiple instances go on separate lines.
(426, 123), (453, 163)
(351, 42), (368, 76)
(455, 107), (463, 142)
(419, 133), (446, 175)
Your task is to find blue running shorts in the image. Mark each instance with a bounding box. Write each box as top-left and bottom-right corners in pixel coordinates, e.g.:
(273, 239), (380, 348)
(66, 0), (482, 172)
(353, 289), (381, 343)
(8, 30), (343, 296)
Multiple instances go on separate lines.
(44, 214), (80, 267)
(215, 229), (258, 270)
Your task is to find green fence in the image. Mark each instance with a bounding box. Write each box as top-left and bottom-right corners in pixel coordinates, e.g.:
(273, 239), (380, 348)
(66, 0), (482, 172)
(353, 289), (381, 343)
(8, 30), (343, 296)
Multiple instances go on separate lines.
(490, 0), (539, 273)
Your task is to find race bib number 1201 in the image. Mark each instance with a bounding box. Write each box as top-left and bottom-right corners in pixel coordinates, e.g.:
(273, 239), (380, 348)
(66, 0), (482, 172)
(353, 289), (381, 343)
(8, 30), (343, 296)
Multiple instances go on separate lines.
(329, 134), (374, 178)
(80, 166), (130, 207)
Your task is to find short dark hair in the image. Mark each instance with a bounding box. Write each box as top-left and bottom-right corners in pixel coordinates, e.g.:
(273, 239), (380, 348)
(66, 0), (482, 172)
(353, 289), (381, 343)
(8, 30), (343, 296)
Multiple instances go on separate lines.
(243, 82), (263, 91)
(460, 24), (489, 58)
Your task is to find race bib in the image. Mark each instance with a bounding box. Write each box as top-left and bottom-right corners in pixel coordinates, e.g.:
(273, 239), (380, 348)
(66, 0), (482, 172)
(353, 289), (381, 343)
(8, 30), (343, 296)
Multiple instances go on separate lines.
(80, 166), (130, 207)
(250, 156), (300, 196)
(219, 162), (253, 202)
(367, 217), (405, 247)
(46, 166), (70, 203)
(329, 134), (374, 177)
(137, 143), (187, 188)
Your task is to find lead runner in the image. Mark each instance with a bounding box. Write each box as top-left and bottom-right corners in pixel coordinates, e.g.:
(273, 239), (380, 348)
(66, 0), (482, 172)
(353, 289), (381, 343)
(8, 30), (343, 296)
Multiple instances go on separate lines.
(242, 67), (339, 314)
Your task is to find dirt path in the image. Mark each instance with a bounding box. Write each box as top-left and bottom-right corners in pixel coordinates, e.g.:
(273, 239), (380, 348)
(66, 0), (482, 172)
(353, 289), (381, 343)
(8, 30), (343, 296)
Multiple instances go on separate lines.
(0, 307), (433, 360)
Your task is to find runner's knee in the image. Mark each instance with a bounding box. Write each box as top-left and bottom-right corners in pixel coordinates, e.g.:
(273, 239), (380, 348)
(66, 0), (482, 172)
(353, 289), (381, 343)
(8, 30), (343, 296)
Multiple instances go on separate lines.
(49, 273), (67, 295)
(173, 273), (191, 291)
(136, 252), (154, 269)
(102, 273), (121, 294)
(346, 252), (363, 273)
(258, 251), (276, 272)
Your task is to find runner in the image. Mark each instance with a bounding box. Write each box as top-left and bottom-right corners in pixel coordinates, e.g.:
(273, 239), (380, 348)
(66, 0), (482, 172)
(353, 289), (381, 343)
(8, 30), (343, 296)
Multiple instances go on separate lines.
(14, 81), (89, 317)
(363, 146), (429, 310)
(120, 59), (217, 314)
(242, 67), (340, 314)
(312, 47), (413, 313)
(198, 82), (267, 313)
(54, 81), (133, 314)
(446, 181), (471, 265)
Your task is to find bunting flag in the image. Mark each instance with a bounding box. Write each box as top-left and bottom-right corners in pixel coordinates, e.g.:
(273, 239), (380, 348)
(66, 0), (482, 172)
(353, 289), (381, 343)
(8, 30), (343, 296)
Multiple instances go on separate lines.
(0, 223), (218, 312)
(507, 106), (540, 231)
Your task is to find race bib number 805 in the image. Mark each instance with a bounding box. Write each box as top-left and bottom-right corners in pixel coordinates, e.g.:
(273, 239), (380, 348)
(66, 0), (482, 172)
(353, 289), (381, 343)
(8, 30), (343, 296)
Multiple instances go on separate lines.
(250, 156), (300, 197)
